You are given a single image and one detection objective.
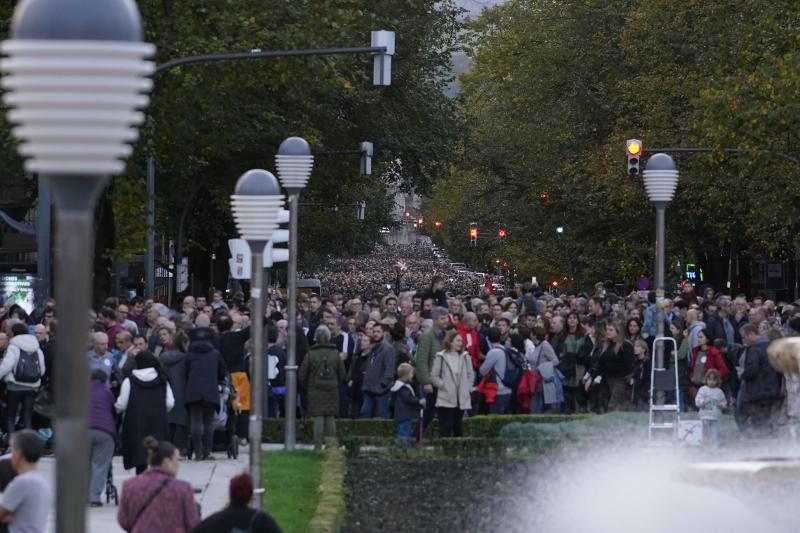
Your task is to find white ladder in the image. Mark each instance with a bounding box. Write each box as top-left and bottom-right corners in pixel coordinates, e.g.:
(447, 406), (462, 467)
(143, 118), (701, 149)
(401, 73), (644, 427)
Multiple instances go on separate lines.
(648, 336), (680, 443)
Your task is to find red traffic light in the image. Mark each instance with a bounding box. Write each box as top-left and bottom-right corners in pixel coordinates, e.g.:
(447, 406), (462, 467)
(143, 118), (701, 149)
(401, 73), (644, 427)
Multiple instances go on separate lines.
(498, 228), (507, 239)
(538, 191), (550, 202)
(417, 218), (424, 225)
(551, 280), (559, 288)
(434, 221), (443, 228)
(469, 228), (478, 238)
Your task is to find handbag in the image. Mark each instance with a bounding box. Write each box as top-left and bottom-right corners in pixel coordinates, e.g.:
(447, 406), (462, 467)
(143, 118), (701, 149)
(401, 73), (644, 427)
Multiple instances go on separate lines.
(33, 386), (55, 419)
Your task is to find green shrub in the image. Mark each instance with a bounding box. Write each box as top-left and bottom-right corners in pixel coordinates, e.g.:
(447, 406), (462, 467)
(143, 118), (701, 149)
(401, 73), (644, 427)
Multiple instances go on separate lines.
(263, 414), (589, 443)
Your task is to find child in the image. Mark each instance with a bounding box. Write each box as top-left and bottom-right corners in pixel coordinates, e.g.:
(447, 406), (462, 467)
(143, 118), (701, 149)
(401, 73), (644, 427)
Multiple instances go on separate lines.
(391, 363), (425, 447)
(695, 368), (727, 447)
(629, 339), (651, 410)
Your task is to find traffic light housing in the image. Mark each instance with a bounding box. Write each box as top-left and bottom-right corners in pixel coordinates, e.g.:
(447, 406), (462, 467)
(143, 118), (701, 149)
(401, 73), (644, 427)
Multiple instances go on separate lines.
(498, 227), (507, 239)
(469, 222), (478, 244)
(538, 191), (550, 203)
(626, 139), (643, 176)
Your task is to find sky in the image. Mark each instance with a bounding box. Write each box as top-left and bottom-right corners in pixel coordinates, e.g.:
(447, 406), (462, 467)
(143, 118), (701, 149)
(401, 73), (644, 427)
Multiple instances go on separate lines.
(453, 0), (507, 17)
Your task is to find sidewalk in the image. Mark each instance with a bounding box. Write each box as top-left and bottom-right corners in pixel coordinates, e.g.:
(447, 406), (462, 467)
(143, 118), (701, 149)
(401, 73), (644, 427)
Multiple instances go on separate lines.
(38, 448), (249, 532)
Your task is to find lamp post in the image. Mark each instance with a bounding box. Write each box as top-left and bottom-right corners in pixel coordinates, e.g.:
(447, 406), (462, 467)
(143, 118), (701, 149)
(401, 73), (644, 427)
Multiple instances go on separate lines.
(642, 153), (680, 394)
(0, 0), (153, 531)
(231, 170), (284, 509)
(275, 137), (314, 451)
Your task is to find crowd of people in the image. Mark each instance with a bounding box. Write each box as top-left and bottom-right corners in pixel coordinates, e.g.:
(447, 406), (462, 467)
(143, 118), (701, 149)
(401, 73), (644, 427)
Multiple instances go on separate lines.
(286, 275), (798, 447)
(300, 243), (485, 299)
(0, 241), (798, 530)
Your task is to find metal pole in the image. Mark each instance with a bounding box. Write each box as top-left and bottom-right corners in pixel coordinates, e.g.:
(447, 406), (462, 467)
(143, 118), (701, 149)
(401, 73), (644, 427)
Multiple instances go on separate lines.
(145, 153), (155, 297)
(654, 204), (666, 405)
(284, 193), (300, 450)
(248, 246), (265, 509)
(47, 175), (107, 533)
(37, 176), (51, 300)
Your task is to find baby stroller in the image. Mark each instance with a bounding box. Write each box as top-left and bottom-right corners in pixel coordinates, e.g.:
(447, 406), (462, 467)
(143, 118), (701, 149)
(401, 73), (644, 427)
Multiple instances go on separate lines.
(212, 377), (240, 459)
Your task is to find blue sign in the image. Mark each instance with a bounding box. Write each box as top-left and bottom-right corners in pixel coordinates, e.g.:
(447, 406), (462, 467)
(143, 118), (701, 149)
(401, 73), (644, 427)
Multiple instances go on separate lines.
(636, 276), (650, 290)
(765, 261), (784, 290)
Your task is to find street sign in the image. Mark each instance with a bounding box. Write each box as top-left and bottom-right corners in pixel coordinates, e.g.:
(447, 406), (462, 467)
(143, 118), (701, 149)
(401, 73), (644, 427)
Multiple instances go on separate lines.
(765, 260), (784, 289)
(636, 275), (650, 290)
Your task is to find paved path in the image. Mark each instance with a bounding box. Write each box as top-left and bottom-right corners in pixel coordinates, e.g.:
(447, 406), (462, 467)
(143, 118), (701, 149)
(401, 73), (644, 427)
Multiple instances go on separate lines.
(38, 448), (249, 532)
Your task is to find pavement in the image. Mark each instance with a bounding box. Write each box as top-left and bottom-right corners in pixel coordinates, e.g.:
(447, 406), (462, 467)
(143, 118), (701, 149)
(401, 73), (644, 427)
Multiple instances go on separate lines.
(37, 447), (250, 533)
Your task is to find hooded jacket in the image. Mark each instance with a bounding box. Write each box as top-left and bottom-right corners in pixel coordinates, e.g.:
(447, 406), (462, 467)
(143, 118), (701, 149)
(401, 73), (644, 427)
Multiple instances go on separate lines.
(0, 334), (46, 388)
(391, 380), (423, 422)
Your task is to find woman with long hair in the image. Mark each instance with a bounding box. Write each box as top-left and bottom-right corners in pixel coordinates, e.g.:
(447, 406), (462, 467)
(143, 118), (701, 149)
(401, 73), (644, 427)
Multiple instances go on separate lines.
(559, 312), (586, 413)
(689, 328), (729, 403)
(160, 330), (190, 455)
(585, 321), (634, 412)
(430, 330), (475, 437)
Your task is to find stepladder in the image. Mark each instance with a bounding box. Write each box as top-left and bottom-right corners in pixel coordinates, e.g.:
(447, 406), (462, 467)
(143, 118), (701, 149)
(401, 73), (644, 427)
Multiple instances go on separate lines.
(649, 336), (680, 443)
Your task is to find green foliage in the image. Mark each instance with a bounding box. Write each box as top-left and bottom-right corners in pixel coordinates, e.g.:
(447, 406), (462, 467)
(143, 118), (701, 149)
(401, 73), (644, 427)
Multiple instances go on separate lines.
(262, 450), (324, 533)
(262, 414), (589, 443)
(427, 0), (800, 290)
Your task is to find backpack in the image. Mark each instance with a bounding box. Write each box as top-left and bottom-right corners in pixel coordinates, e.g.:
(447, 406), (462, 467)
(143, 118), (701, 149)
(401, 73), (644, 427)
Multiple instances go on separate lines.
(315, 356), (338, 391)
(14, 348), (41, 384)
(501, 347), (526, 390)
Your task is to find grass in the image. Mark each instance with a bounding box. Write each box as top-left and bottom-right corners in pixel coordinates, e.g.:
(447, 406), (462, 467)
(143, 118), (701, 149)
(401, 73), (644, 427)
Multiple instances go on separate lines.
(262, 450), (324, 533)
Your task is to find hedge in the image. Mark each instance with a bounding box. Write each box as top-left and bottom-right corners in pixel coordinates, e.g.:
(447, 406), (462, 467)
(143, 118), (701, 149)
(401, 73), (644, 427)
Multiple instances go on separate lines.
(339, 435), (564, 458)
(308, 438), (346, 533)
(262, 414), (590, 443)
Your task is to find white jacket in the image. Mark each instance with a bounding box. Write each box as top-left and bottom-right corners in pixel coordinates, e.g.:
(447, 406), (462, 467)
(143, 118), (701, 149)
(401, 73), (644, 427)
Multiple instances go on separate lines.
(115, 367), (175, 413)
(0, 334), (46, 388)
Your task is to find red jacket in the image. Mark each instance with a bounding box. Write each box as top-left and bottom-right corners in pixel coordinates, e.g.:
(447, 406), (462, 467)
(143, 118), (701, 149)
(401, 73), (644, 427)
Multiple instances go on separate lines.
(476, 373), (497, 404)
(516, 369), (542, 411)
(689, 345), (729, 383)
(457, 321), (481, 370)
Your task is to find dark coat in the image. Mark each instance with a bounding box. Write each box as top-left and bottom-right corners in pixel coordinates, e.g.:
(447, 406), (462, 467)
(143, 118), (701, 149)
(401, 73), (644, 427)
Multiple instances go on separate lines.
(391, 381), (422, 422)
(160, 349), (189, 427)
(741, 337), (783, 403)
(361, 341), (396, 395)
(298, 343), (345, 416)
(219, 327), (249, 373)
(191, 504), (282, 533)
(121, 375), (168, 470)
(185, 338), (227, 408)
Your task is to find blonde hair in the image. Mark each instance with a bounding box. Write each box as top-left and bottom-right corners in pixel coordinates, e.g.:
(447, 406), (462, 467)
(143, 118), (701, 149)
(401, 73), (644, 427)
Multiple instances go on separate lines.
(397, 362), (414, 381)
(633, 339), (649, 355)
(767, 337), (800, 374)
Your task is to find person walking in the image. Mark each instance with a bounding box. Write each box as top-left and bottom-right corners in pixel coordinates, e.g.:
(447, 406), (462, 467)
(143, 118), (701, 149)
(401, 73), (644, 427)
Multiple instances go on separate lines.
(191, 471), (283, 533)
(117, 437), (199, 533)
(479, 327), (512, 414)
(88, 368), (117, 506)
(430, 330), (475, 437)
(184, 328), (227, 460)
(0, 323), (45, 438)
(160, 331), (190, 455)
(115, 352), (174, 473)
(299, 326), (346, 449)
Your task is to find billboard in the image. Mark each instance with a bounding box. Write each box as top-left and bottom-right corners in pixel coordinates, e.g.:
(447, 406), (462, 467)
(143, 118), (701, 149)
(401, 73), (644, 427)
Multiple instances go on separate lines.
(0, 273), (36, 314)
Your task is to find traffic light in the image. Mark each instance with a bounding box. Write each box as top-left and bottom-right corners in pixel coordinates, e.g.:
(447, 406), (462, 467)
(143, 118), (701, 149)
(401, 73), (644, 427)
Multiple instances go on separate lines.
(469, 222), (478, 245)
(538, 191), (550, 203)
(434, 221), (443, 229)
(498, 227), (507, 239)
(551, 279), (559, 288)
(417, 217), (424, 225)
(626, 139), (643, 176)
(556, 226), (564, 234)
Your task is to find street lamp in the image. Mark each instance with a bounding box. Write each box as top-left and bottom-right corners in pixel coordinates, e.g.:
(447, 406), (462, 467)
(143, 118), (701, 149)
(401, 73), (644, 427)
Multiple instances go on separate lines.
(275, 136), (314, 451)
(0, 0), (153, 531)
(231, 169), (284, 509)
(642, 154), (679, 389)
